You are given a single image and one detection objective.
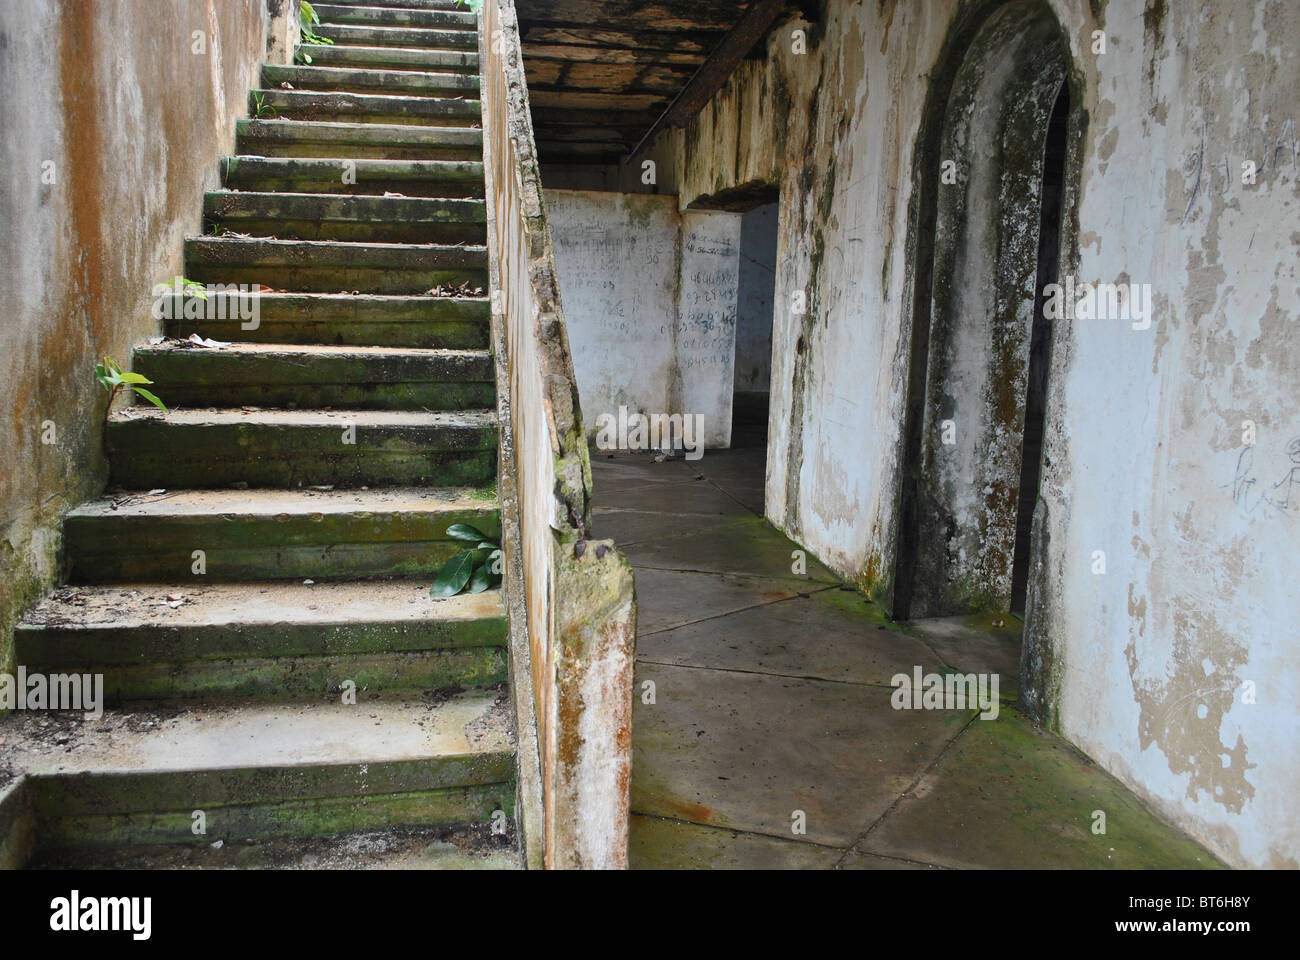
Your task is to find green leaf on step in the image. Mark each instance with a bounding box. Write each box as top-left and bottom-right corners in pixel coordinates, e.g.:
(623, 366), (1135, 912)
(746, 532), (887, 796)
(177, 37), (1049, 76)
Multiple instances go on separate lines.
(130, 387), (168, 412)
(118, 371), (153, 385)
(466, 561), (492, 594)
(446, 523), (491, 543)
(430, 550), (475, 597)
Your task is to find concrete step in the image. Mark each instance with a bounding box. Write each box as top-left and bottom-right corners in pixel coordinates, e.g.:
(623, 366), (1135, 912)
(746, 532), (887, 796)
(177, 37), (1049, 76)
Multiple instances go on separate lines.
(222, 155), (483, 197)
(26, 825), (519, 870)
(311, 3), (478, 30)
(313, 23), (478, 49)
(204, 190), (486, 244)
(263, 62), (478, 96)
(252, 88), (479, 126)
(15, 582), (506, 701)
(132, 342), (494, 410)
(62, 487), (500, 583)
(184, 236), (488, 294)
(236, 118), (481, 161)
(161, 291), (489, 349)
(105, 408), (497, 489)
(0, 691), (514, 852)
(298, 43), (478, 75)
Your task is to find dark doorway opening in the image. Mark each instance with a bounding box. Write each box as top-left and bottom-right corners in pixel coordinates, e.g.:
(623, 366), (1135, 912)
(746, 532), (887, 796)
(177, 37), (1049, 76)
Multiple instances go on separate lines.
(1010, 83), (1070, 613)
(892, 1), (1077, 625)
(731, 201), (778, 451)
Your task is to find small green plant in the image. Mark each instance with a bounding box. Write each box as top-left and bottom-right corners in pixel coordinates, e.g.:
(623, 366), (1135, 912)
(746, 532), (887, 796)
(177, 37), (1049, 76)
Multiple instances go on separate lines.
(456, 0), (485, 13)
(95, 357), (167, 419)
(252, 92), (275, 119)
(182, 277), (208, 300)
(430, 524), (502, 597)
(297, 1), (335, 63)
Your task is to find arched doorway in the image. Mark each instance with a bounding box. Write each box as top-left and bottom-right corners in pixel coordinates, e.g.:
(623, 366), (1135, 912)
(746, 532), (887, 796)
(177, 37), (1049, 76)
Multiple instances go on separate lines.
(893, 1), (1082, 625)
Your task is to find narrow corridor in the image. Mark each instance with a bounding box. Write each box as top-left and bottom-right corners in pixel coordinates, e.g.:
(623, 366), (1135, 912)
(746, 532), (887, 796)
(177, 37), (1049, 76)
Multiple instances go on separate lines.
(591, 449), (1219, 870)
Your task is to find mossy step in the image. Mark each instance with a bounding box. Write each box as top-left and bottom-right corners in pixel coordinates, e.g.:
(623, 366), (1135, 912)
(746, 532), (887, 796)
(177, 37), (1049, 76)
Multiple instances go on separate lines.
(311, 3), (477, 30)
(204, 191), (486, 244)
(252, 88), (480, 127)
(313, 23), (478, 49)
(162, 291), (489, 349)
(236, 118), (482, 161)
(2, 692), (514, 849)
(15, 582), (506, 701)
(27, 825), (521, 870)
(105, 408), (496, 489)
(222, 155), (484, 197)
(299, 43), (478, 75)
(133, 342), (493, 410)
(262, 62), (479, 96)
(185, 236), (488, 294)
(62, 486), (500, 583)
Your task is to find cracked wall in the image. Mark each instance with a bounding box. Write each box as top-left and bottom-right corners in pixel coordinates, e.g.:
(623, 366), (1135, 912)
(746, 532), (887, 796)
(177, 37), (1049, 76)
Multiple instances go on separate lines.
(0, 0), (269, 677)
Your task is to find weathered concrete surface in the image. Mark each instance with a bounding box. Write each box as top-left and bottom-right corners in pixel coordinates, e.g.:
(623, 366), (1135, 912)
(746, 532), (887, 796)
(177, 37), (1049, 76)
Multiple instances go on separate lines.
(634, 0), (1299, 868)
(547, 189), (743, 450)
(599, 449), (1220, 869)
(29, 824), (520, 870)
(0, 0), (268, 677)
(481, 0), (635, 868)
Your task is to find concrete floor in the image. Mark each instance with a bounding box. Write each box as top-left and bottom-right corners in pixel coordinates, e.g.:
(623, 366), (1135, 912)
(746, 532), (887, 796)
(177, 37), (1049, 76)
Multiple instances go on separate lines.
(591, 444), (1221, 870)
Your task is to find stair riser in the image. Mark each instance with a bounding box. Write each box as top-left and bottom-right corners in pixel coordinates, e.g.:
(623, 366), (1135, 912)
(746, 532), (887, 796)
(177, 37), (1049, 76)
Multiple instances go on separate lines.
(224, 172), (485, 198)
(313, 24), (478, 48)
(41, 785), (512, 849)
(264, 65), (478, 97)
(236, 120), (482, 162)
(135, 345), (493, 407)
(300, 43), (478, 74)
(63, 508), (500, 583)
(14, 650), (506, 703)
(311, 3), (477, 29)
(205, 193), (486, 244)
(184, 264), (487, 295)
(160, 293), (489, 348)
(185, 237), (488, 295)
(17, 613), (506, 666)
(135, 384), (494, 412)
(211, 216), (486, 245)
(106, 421), (495, 490)
(253, 90), (480, 127)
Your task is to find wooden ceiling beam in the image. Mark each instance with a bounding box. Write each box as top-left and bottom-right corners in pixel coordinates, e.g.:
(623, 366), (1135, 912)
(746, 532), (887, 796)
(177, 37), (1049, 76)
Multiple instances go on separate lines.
(624, 0), (789, 162)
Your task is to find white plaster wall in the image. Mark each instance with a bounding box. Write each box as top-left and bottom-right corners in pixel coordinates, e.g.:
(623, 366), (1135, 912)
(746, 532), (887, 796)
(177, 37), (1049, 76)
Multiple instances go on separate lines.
(547, 189), (741, 450)
(642, 0), (1299, 866)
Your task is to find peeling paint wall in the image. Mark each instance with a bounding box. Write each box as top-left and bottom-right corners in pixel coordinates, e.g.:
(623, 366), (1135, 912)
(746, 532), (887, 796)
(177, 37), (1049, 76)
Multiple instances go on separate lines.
(547, 189), (741, 450)
(0, 0), (269, 676)
(643, 0), (1299, 867)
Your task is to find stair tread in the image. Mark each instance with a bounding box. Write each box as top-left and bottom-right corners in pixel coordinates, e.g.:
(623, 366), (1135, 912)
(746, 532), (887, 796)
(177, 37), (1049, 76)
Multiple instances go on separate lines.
(66, 485), (497, 519)
(106, 407), (495, 427)
(0, 689), (513, 779)
(264, 63), (479, 86)
(206, 191), (486, 219)
(226, 154), (482, 175)
(187, 235), (488, 255)
(18, 580), (502, 632)
(237, 118), (482, 141)
(135, 341), (489, 359)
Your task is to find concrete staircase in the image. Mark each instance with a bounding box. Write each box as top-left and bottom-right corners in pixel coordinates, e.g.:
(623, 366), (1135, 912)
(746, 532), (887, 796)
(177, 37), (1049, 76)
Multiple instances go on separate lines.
(4, 0), (518, 868)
